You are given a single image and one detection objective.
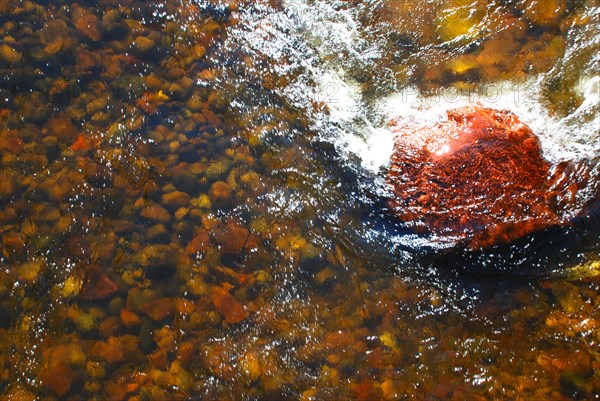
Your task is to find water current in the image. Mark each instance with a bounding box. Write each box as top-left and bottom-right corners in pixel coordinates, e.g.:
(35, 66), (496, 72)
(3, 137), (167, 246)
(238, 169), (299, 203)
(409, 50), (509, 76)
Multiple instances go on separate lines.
(0, 0), (599, 400)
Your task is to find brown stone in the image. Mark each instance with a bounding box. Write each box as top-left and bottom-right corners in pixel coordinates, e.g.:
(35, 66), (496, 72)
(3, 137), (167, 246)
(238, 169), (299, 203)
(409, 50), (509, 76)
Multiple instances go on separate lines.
(241, 351), (262, 382)
(202, 342), (236, 380)
(73, 5), (101, 41)
(45, 115), (78, 141)
(42, 360), (74, 397)
(161, 190), (190, 208)
(523, 0), (566, 25)
(186, 229), (211, 255)
(0, 130), (24, 153)
(2, 231), (26, 257)
(210, 286), (248, 324)
(138, 244), (179, 279)
(218, 221), (249, 255)
(120, 309), (141, 327)
(76, 50), (99, 75)
(141, 298), (175, 321)
(42, 19), (69, 43)
(140, 203), (171, 224)
(387, 105), (571, 249)
(209, 181), (233, 208)
(41, 343), (85, 397)
(133, 36), (155, 53)
(0, 44), (22, 64)
(98, 317), (120, 338)
(80, 265), (118, 301)
(90, 336), (125, 364)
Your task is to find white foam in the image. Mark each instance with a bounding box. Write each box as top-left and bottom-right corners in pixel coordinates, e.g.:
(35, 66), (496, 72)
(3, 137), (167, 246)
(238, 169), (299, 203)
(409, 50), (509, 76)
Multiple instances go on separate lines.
(352, 77), (600, 170)
(277, 1), (599, 173)
(228, 0), (599, 174)
(312, 71), (395, 172)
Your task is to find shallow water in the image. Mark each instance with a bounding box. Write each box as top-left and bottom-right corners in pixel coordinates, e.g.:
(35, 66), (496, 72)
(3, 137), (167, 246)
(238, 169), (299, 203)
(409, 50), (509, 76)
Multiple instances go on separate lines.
(0, 0), (599, 400)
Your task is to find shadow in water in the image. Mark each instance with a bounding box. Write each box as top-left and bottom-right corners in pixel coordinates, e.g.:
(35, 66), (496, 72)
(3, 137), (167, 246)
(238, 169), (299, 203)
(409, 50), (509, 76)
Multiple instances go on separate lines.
(310, 139), (600, 282)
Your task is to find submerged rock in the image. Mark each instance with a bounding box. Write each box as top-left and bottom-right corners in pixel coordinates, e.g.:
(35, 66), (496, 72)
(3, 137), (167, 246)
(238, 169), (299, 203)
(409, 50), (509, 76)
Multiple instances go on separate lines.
(210, 286), (248, 324)
(387, 105), (586, 249)
(80, 265), (118, 301)
(138, 244), (179, 280)
(41, 343), (86, 397)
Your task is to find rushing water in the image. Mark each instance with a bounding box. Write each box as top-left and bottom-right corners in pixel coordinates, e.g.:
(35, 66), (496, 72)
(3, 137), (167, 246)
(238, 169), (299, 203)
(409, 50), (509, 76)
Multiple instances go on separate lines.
(0, 0), (599, 400)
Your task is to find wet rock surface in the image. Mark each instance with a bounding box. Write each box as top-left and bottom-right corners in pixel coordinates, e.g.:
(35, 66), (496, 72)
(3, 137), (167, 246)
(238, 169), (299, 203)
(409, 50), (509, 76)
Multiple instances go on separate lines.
(387, 105), (591, 249)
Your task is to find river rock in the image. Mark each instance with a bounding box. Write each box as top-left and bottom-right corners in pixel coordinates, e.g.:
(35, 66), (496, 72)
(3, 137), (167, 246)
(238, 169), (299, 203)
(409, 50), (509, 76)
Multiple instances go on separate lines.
(79, 265), (118, 301)
(138, 244), (178, 279)
(209, 181), (233, 209)
(387, 105), (570, 249)
(161, 190), (190, 208)
(140, 203), (171, 224)
(41, 343), (86, 397)
(210, 286), (248, 324)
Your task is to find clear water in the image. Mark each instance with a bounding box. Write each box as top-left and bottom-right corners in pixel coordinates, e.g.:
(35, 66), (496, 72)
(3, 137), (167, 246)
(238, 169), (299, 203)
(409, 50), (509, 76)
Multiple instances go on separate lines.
(0, 1), (599, 400)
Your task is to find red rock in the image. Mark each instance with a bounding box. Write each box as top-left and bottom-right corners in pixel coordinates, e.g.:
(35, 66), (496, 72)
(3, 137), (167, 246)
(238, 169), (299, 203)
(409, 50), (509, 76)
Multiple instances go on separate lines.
(186, 228), (210, 255)
(70, 134), (93, 152)
(141, 298), (175, 321)
(218, 220), (249, 255)
(80, 265), (118, 301)
(387, 105), (567, 249)
(210, 286), (248, 324)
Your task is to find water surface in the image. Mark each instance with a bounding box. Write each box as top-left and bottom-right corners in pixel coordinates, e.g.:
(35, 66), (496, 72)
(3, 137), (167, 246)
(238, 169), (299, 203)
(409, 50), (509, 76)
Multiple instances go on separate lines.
(0, 0), (599, 400)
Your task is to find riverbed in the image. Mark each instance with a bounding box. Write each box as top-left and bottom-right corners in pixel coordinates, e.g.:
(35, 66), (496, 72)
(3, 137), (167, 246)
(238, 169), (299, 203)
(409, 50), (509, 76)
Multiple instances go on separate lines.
(0, 1), (599, 400)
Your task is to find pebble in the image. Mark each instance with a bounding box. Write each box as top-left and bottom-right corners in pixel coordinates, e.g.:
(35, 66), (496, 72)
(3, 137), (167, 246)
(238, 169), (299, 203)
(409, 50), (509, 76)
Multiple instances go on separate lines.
(147, 224), (170, 243)
(73, 5), (101, 41)
(138, 244), (179, 279)
(41, 343), (86, 397)
(94, 337), (124, 364)
(80, 265), (118, 301)
(219, 221), (249, 255)
(141, 297), (175, 321)
(133, 35), (155, 53)
(209, 181), (233, 208)
(161, 190), (190, 208)
(140, 203), (171, 224)
(210, 286), (249, 324)
(314, 267), (335, 286)
(241, 351), (262, 382)
(120, 309), (141, 327)
(0, 43), (22, 64)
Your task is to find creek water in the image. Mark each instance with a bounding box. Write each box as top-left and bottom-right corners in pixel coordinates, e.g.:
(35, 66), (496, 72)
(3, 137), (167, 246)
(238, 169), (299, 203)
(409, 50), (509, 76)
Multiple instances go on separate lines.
(0, 0), (599, 400)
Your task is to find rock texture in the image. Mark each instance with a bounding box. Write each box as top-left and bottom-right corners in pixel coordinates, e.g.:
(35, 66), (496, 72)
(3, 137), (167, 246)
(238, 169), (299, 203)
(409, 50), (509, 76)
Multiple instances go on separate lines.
(387, 105), (571, 249)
